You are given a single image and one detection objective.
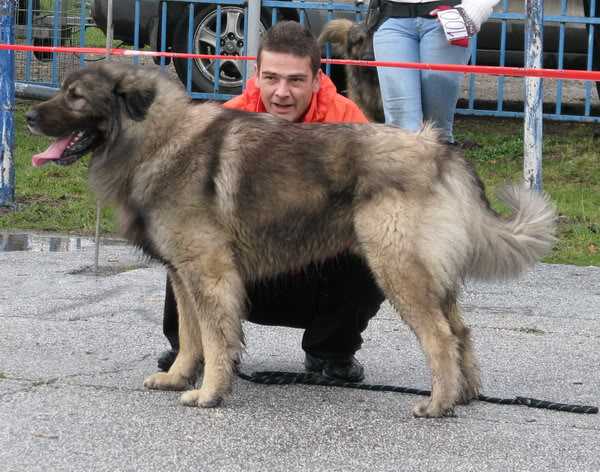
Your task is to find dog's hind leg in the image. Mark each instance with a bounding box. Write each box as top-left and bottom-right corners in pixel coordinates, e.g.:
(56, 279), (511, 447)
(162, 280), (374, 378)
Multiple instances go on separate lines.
(355, 201), (463, 417)
(444, 295), (480, 405)
(144, 269), (203, 391)
(368, 255), (463, 417)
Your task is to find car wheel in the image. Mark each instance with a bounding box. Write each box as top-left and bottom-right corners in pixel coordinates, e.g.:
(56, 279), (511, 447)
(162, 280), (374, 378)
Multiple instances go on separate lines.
(172, 5), (270, 94)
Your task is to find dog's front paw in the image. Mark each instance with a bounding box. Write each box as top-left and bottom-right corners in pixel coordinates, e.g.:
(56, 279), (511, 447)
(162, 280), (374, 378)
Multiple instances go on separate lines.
(180, 388), (223, 408)
(143, 372), (191, 391)
(412, 398), (456, 418)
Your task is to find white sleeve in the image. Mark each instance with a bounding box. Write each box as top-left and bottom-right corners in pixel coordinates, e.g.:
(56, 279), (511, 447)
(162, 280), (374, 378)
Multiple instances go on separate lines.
(458, 0), (502, 32)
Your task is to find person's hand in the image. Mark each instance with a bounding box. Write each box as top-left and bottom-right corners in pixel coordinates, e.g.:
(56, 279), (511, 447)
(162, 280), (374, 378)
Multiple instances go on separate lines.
(429, 5), (475, 48)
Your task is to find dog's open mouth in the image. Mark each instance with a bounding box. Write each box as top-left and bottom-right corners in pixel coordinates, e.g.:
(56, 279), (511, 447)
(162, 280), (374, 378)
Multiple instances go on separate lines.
(32, 130), (99, 167)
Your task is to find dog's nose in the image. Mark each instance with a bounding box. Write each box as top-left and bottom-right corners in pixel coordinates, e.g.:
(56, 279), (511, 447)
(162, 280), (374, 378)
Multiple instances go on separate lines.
(25, 110), (38, 127)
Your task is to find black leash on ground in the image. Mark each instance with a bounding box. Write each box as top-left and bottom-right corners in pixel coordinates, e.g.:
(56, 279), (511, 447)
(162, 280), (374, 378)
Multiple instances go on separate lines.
(237, 371), (598, 415)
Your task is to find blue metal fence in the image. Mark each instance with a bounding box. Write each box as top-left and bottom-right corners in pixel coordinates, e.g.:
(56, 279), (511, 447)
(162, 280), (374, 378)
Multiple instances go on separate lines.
(1, 0), (16, 207)
(458, 0), (600, 123)
(12, 0), (600, 122)
(15, 0), (92, 86)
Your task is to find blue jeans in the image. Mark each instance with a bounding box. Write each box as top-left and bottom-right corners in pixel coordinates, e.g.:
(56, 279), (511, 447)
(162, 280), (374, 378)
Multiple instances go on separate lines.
(373, 17), (471, 143)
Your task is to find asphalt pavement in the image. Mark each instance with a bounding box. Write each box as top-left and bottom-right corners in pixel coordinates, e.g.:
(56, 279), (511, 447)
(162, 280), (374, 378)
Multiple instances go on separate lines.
(0, 232), (598, 472)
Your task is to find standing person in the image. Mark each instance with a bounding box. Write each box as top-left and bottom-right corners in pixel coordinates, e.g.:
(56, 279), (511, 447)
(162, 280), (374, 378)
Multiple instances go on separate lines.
(372, 0), (501, 143)
(158, 21), (385, 382)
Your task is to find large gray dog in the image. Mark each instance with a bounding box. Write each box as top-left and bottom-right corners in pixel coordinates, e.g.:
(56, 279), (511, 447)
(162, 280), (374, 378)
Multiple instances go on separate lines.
(27, 63), (556, 417)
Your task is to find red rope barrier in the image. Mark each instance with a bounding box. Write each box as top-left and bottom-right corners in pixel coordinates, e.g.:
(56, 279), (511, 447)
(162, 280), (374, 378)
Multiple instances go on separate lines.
(2, 43), (600, 81)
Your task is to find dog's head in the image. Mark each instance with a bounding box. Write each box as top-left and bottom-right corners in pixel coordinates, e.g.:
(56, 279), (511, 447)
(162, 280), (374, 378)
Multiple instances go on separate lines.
(346, 23), (374, 62)
(27, 63), (157, 167)
(318, 19), (374, 61)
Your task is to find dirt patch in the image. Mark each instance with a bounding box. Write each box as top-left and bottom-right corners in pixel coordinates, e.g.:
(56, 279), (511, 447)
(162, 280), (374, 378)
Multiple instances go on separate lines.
(16, 194), (69, 208)
(68, 263), (151, 277)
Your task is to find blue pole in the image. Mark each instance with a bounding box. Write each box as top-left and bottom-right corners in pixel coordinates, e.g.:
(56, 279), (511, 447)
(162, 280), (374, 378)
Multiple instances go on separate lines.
(0, 0), (16, 207)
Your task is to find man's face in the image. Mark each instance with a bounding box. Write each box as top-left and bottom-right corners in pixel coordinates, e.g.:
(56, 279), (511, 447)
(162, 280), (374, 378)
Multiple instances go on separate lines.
(256, 51), (320, 122)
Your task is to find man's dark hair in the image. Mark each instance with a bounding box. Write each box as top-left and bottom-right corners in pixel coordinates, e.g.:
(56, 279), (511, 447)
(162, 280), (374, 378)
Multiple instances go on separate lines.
(256, 21), (321, 76)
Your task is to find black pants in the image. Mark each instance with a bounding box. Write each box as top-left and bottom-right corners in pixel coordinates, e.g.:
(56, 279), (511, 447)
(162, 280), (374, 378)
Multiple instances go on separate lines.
(162, 252), (385, 360)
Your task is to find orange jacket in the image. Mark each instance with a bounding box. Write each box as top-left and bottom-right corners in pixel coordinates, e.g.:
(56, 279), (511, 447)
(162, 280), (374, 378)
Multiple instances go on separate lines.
(223, 73), (369, 124)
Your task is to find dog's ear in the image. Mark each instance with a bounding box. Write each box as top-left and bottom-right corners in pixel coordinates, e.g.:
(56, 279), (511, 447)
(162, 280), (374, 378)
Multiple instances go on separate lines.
(317, 19), (351, 57)
(114, 68), (156, 121)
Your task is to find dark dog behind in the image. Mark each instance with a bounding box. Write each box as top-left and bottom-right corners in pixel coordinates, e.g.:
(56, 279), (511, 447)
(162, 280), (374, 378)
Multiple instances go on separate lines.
(319, 19), (384, 123)
(26, 63), (556, 418)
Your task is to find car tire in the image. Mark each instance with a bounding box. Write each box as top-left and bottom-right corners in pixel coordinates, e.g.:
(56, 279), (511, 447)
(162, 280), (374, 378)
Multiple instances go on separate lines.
(172, 5), (271, 94)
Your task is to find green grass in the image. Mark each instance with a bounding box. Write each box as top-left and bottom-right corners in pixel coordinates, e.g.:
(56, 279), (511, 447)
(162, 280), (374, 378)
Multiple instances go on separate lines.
(82, 25), (150, 50)
(455, 116), (600, 266)
(84, 26), (108, 48)
(2, 103), (599, 266)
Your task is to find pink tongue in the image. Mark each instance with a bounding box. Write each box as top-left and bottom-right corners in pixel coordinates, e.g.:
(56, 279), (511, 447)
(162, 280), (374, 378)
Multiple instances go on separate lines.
(32, 136), (72, 167)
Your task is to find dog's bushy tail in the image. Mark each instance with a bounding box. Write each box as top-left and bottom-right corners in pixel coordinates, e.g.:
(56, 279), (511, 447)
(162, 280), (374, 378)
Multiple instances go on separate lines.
(468, 184), (557, 281)
(318, 19), (354, 56)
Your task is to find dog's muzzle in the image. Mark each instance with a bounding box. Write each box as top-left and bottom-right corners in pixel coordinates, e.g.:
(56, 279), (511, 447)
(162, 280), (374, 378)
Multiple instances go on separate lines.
(31, 128), (100, 167)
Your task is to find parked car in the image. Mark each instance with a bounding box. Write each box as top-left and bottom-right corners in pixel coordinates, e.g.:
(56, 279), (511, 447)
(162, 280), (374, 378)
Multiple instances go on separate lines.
(90, 0), (599, 94)
(91, 0), (306, 94)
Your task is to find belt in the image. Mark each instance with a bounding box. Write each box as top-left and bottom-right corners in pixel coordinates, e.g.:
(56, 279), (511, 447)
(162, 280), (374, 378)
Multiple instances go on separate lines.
(382, 0), (461, 18)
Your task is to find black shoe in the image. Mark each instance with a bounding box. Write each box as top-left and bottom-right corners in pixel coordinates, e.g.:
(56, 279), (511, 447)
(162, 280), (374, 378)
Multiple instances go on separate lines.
(304, 353), (365, 382)
(157, 349), (178, 372)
